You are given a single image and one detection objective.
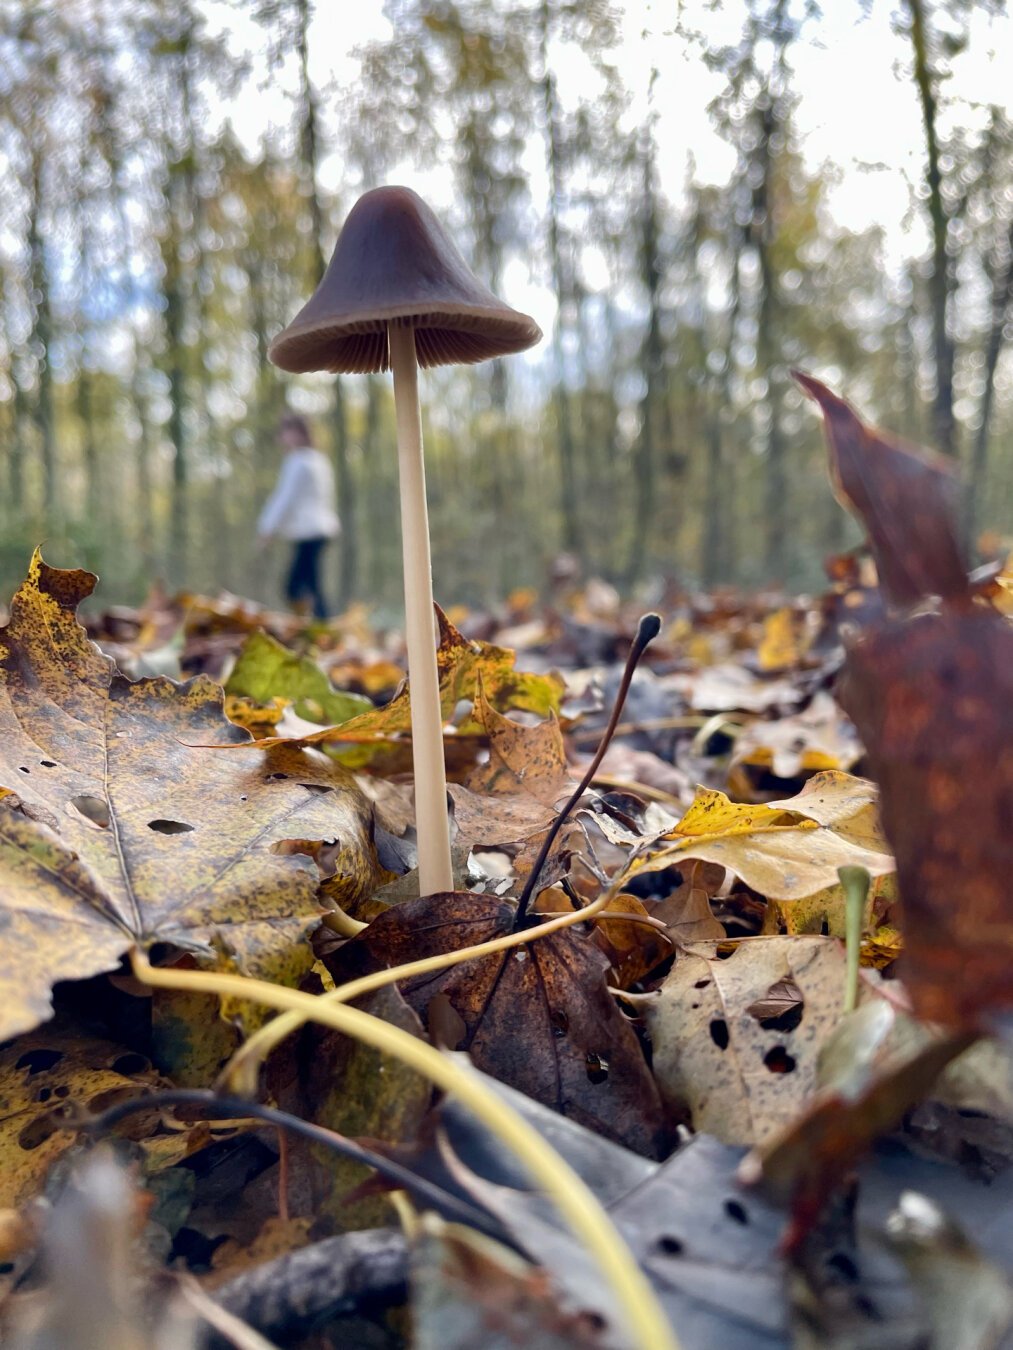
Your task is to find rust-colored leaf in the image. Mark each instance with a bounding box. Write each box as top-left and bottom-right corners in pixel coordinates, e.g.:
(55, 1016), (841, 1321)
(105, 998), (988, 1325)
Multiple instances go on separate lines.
(795, 372), (969, 609)
(326, 892), (667, 1158)
(838, 610), (1013, 1025)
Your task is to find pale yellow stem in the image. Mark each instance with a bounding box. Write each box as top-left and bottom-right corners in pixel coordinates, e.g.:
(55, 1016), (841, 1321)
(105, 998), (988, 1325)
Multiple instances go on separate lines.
(130, 949), (678, 1350)
(389, 321), (453, 896)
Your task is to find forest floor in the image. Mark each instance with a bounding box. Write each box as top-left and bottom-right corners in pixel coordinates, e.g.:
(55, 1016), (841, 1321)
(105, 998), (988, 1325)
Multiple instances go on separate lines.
(1, 382), (1012, 1350)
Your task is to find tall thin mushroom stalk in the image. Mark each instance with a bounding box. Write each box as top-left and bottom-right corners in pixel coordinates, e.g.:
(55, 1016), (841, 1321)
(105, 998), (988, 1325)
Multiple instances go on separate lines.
(269, 187), (541, 896)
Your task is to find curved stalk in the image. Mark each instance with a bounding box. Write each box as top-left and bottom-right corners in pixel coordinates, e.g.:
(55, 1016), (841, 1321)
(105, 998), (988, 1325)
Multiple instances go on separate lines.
(131, 949), (679, 1350)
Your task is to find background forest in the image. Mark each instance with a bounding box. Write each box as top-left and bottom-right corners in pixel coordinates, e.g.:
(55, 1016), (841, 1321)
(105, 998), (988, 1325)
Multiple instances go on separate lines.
(1, 0), (1011, 613)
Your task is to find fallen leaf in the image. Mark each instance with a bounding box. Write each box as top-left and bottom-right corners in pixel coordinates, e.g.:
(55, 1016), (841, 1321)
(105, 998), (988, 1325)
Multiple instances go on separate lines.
(839, 610), (1013, 1026)
(740, 999), (975, 1247)
(0, 1026), (230, 1208)
(326, 892), (667, 1158)
(729, 692), (863, 795)
(0, 552), (375, 1040)
(410, 1214), (604, 1350)
(795, 373), (969, 609)
(294, 985), (433, 1230)
(756, 608), (809, 673)
(465, 680), (573, 807)
(644, 937), (861, 1145)
(224, 629), (373, 726)
(886, 1192), (1013, 1350)
(620, 771), (894, 904)
(247, 607), (565, 753)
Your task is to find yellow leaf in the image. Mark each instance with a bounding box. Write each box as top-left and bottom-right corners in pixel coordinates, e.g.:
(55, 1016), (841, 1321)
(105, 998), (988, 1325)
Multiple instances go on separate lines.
(757, 607), (809, 671)
(622, 770), (894, 902)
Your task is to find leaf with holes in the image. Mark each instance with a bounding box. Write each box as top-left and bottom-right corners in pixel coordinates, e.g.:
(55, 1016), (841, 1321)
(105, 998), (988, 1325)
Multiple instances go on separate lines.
(325, 891), (667, 1158)
(619, 771), (894, 904)
(0, 552), (376, 1040)
(0, 1026), (240, 1208)
(644, 937), (865, 1146)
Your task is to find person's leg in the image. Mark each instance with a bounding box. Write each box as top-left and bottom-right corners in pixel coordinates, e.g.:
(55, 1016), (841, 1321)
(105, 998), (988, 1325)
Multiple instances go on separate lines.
(285, 541), (311, 610)
(306, 538), (330, 620)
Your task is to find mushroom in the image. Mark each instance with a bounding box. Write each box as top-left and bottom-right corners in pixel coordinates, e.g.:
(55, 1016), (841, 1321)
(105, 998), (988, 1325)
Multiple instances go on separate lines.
(269, 186), (541, 896)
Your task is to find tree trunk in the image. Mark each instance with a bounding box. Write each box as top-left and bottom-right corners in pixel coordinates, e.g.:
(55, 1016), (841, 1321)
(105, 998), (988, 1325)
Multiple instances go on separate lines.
(296, 0), (355, 609)
(627, 119), (666, 586)
(754, 100), (787, 579)
(967, 216), (1013, 542)
(905, 0), (957, 457)
(538, 0), (581, 563)
(27, 148), (58, 520)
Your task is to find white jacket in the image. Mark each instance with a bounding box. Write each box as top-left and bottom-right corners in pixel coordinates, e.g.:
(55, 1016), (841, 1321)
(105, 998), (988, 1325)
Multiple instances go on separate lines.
(258, 447), (340, 541)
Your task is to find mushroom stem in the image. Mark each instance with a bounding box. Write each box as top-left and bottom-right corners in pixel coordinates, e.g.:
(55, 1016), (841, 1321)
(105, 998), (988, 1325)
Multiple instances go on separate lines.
(389, 321), (454, 895)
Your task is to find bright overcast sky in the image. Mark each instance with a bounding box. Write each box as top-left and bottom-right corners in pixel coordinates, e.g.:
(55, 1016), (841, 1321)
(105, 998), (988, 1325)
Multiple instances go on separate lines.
(203, 0), (1013, 318)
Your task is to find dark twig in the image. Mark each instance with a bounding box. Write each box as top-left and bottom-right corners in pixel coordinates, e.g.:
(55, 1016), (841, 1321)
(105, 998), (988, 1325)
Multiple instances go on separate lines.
(84, 1089), (491, 1231)
(513, 613), (662, 927)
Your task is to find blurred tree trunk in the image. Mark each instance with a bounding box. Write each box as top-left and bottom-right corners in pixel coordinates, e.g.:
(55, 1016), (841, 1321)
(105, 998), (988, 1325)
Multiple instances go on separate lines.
(538, 0), (580, 563)
(163, 194), (189, 587)
(294, 0), (355, 609)
(703, 228), (743, 588)
(627, 115), (665, 586)
(131, 346), (157, 576)
(904, 0), (957, 457)
(967, 216), (1013, 541)
(27, 146), (58, 521)
(0, 273), (27, 514)
(754, 96), (787, 580)
(76, 216), (102, 533)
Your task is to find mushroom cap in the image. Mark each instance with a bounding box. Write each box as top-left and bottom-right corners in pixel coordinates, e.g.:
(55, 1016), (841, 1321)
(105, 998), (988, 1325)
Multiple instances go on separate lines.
(268, 186), (542, 375)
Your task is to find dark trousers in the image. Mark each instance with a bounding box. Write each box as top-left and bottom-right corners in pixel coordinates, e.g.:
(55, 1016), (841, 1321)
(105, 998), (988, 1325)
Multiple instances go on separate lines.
(285, 537), (330, 619)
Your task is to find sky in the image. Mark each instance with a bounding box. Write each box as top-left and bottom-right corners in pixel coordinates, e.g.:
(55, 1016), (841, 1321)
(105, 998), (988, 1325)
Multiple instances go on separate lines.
(199, 0), (1012, 338)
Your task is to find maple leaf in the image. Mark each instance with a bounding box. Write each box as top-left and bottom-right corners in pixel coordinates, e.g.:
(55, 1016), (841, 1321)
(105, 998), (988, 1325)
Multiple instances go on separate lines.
(0, 553), (376, 1041)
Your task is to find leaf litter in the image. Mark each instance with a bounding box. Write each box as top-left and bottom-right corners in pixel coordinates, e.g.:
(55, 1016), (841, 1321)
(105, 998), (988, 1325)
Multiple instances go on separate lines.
(3, 380), (1013, 1348)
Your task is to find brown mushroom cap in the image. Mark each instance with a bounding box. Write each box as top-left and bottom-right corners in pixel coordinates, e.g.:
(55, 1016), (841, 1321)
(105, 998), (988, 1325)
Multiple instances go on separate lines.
(268, 186), (542, 375)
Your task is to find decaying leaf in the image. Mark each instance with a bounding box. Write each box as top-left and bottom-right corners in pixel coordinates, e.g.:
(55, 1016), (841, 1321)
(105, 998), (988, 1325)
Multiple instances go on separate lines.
(803, 380), (1013, 1027)
(224, 629), (373, 727)
(795, 373), (969, 609)
(0, 553), (375, 1040)
(740, 999), (975, 1246)
(465, 680), (573, 807)
(247, 606), (565, 753)
(729, 692), (863, 795)
(410, 1214), (604, 1350)
(294, 985), (432, 1230)
(839, 610), (1013, 1026)
(0, 1026), (234, 1208)
(885, 1192), (1013, 1350)
(326, 892), (667, 1158)
(620, 771), (894, 904)
(644, 937), (861, 1145)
